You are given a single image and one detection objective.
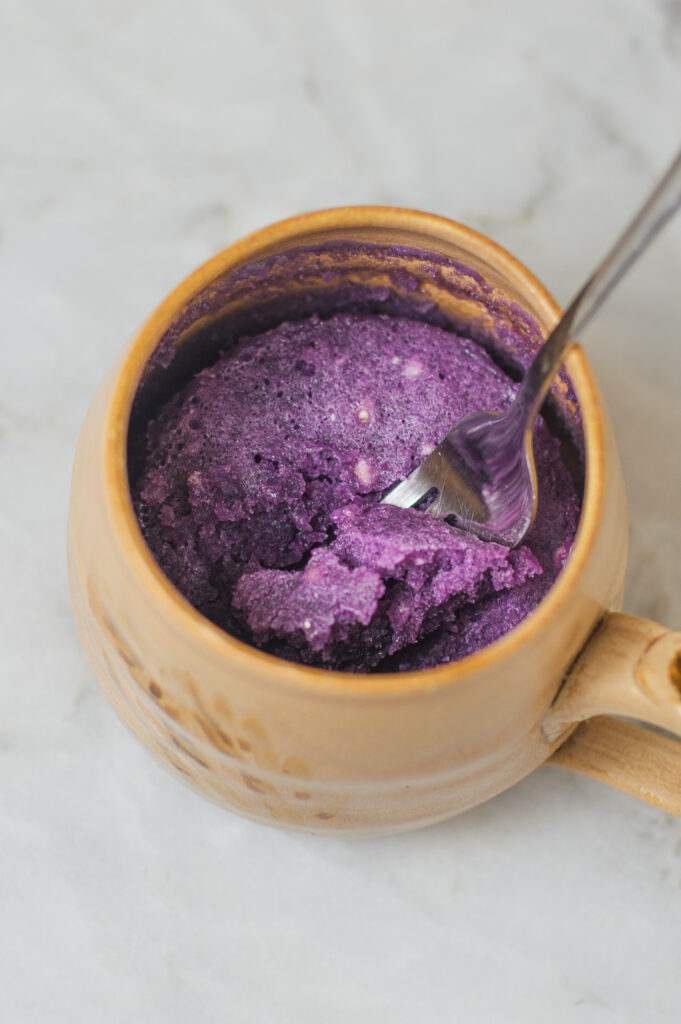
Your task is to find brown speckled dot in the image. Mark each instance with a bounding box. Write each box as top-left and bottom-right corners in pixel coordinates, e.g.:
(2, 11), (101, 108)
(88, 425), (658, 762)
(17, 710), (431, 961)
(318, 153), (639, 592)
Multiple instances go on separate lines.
(167, 756), (191, 777)
(242, 773), (270, 794)
(281, 756), (312, 778)
(170, 734), (209, 769)
(216, 728), (234, 750)
(670, 651), (681, 694)
(149, 682), (163, 699)
(315, 811), (334, 820)
(114, 640), (136, 670)
(238, 739), (252, 752)
(294, 791), (312, 801)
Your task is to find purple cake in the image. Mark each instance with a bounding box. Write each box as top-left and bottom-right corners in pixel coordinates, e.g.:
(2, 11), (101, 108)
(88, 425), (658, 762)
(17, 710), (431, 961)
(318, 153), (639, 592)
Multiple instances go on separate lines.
(132, 312), (580, 671)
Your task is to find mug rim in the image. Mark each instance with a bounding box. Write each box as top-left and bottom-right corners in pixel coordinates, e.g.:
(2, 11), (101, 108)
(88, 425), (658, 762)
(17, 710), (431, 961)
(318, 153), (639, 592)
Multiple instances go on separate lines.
(103, 205), (605, 697)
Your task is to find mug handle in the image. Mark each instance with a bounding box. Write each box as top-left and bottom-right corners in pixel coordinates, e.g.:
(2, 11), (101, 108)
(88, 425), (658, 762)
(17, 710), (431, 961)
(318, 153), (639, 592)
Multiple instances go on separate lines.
(543, 612), (681, 814)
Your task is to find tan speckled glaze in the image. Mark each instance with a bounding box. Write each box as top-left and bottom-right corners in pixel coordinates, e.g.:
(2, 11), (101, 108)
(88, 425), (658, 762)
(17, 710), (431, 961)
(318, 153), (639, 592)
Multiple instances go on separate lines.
(68, 208), (681, 833)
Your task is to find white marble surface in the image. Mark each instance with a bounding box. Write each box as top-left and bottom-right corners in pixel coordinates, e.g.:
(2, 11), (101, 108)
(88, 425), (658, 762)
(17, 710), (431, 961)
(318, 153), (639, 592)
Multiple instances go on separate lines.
(2, 1), (681, 1020)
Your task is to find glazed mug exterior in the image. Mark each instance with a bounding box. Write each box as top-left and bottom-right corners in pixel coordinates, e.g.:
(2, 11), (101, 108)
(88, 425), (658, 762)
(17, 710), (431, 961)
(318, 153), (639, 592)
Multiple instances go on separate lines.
(68, 207), (681, 834)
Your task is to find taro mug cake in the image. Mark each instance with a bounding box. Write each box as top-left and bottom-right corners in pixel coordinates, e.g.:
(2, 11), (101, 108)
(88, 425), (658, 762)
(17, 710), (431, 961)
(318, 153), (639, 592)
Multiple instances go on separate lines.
(131, 312), (580, 672)
(70, 208), (681, 834)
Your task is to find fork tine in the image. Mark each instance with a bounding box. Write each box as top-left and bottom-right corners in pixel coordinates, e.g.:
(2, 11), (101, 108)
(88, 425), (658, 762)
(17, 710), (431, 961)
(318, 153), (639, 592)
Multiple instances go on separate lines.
(381, 454), (438, 509)
(382, 441), (490, 524)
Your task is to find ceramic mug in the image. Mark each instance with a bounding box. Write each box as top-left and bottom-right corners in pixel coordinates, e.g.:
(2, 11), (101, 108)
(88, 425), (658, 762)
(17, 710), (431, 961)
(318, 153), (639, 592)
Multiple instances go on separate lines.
(68, 207), (681, 835)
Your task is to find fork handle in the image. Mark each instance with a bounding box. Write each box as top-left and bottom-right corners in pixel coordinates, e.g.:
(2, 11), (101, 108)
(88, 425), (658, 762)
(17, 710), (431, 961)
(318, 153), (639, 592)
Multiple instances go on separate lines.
(516, 146), (681, 427)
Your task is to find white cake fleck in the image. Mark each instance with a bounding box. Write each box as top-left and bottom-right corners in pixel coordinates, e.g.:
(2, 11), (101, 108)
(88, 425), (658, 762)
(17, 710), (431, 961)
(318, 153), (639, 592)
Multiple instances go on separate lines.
(404, 358), (423, 379)
(353, 458), (373, 486)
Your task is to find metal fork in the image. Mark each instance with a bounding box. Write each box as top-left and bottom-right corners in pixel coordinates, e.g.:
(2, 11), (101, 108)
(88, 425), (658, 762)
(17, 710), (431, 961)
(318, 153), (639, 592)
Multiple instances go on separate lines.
(381, 146), (681, 546)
